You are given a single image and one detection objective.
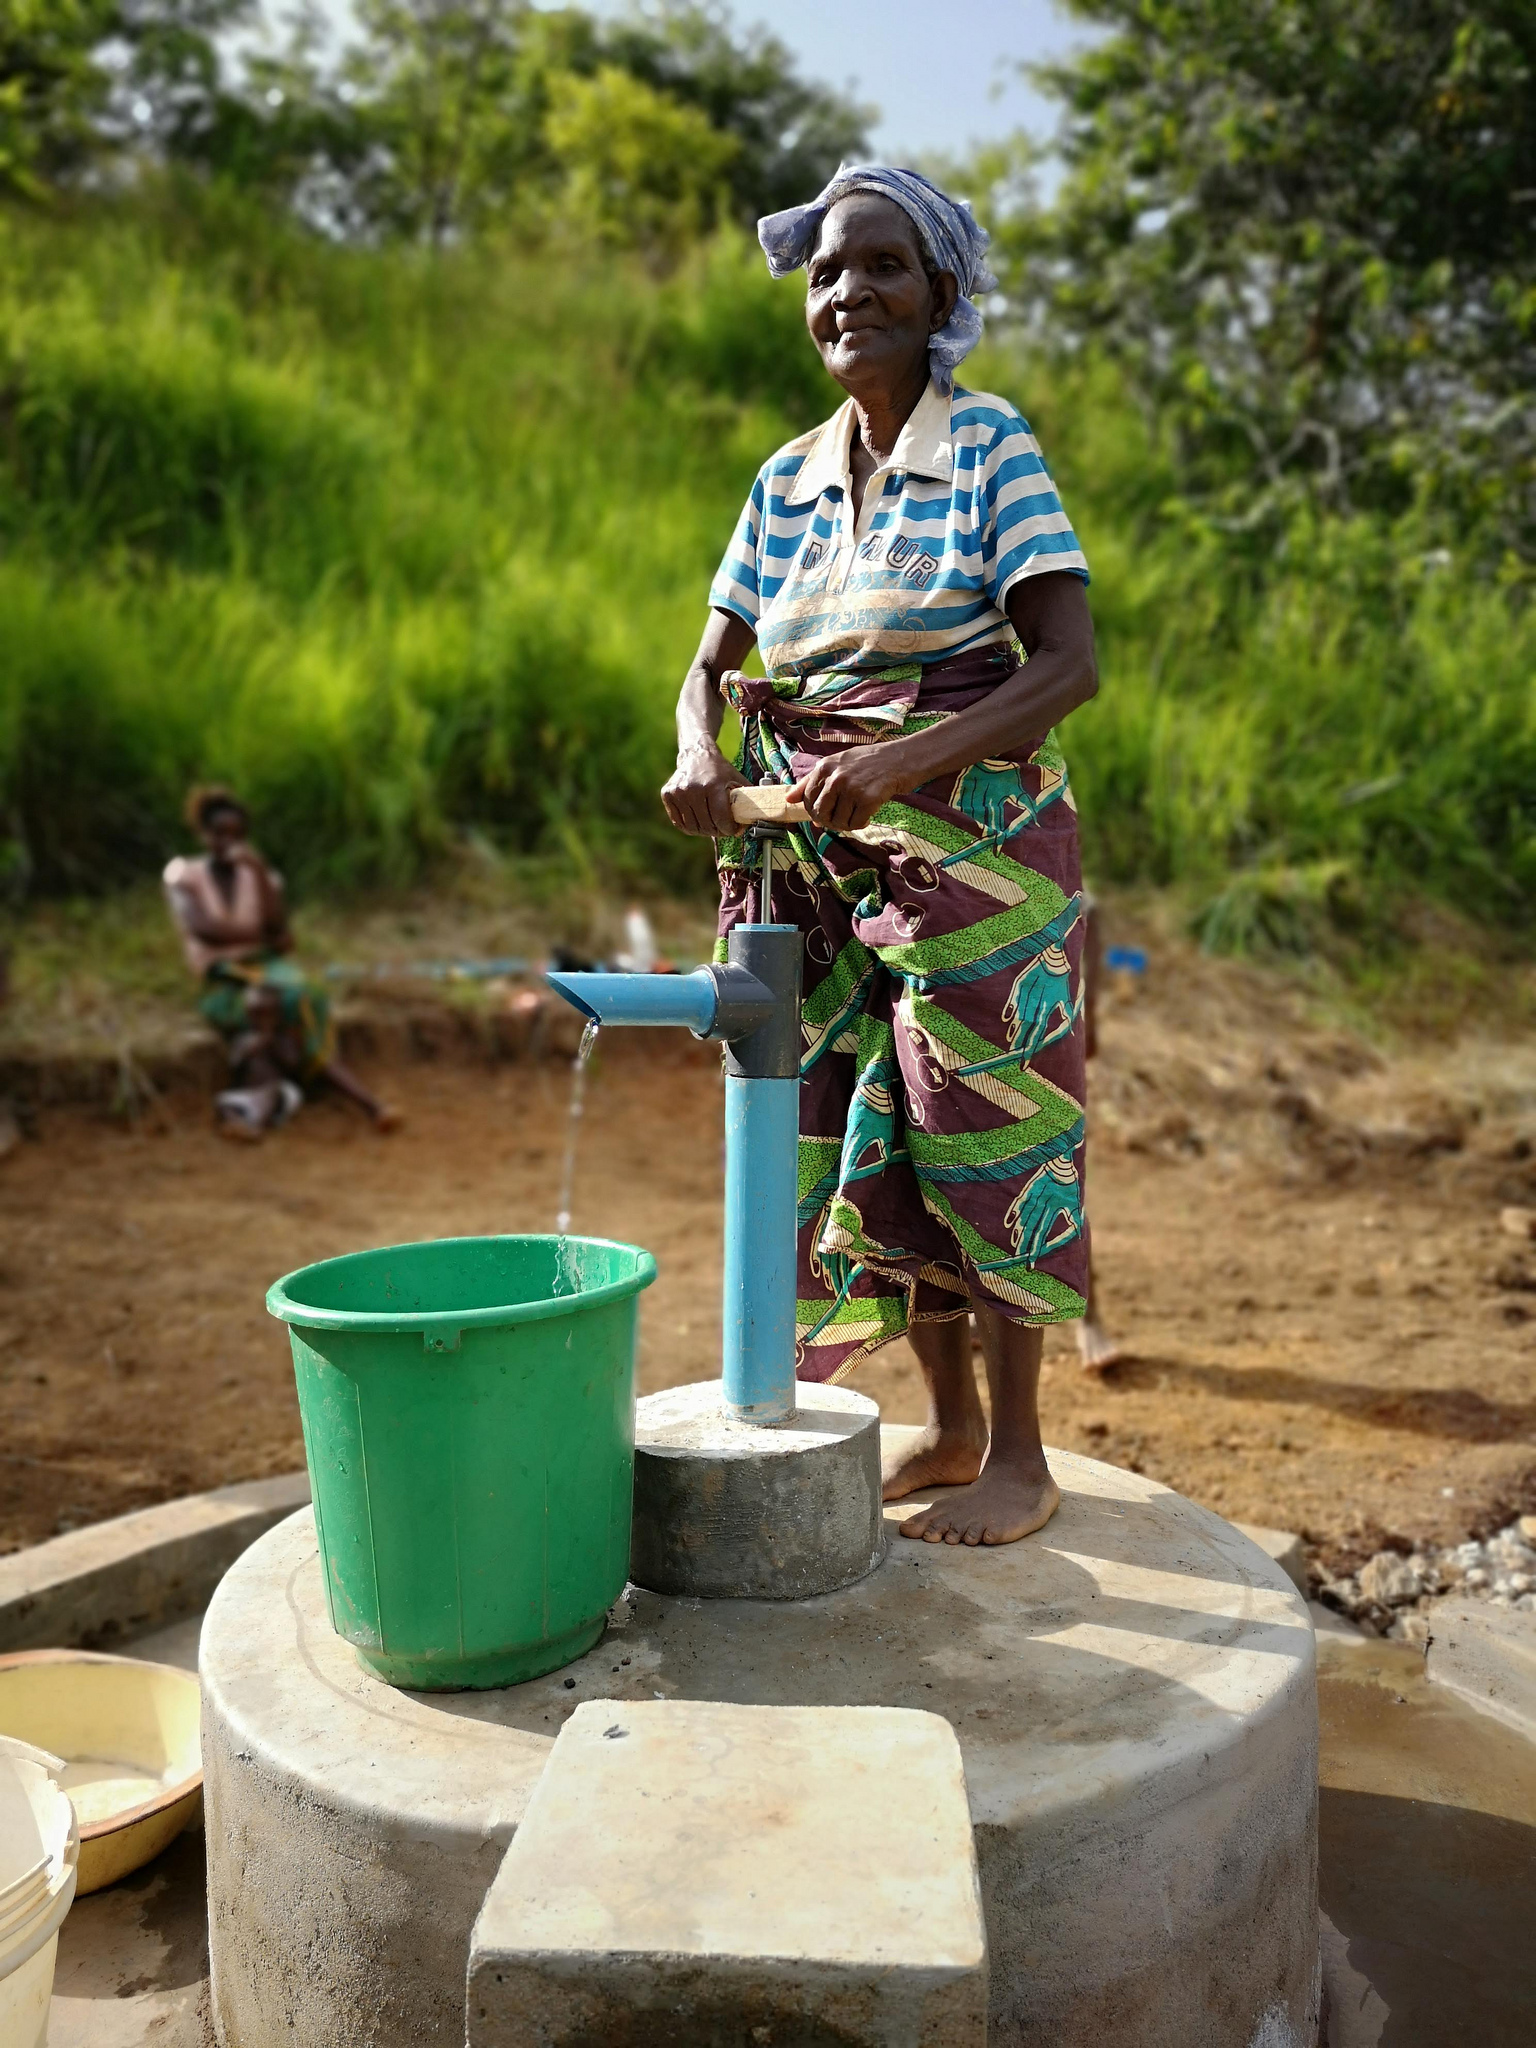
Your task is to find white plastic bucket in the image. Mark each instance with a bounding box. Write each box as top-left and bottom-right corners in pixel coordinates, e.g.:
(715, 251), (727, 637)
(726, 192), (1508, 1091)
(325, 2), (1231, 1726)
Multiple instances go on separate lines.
(0, 1934), (58, 2048)
(0, 1739), (79, 2048)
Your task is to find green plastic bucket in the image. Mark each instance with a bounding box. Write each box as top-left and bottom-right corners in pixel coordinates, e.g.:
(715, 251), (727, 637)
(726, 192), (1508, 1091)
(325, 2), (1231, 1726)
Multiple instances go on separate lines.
(266, 1234), (657, 1691)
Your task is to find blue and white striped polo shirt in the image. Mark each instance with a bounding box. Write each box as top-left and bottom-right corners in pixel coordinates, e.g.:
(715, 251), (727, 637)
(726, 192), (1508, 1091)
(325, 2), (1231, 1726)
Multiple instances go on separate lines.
(709, 379), (1088, 677)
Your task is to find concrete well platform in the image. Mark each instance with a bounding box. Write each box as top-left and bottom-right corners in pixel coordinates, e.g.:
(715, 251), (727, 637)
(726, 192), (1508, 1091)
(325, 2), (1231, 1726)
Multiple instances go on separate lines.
(201, 1444), (1318, 2048)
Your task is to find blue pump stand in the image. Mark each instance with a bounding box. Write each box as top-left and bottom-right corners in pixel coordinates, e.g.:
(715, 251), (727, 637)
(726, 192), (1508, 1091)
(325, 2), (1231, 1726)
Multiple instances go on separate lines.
(722, 1074), (798, 1424)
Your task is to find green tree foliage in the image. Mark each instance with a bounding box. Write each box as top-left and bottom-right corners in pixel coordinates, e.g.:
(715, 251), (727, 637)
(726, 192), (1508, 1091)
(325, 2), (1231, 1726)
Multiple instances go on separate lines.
(1006, 1), (1536, 563)
(543, 62), (738, 256)
(599, 1), (872, 220)
(0, 0), (869, 246)
(186, 8), (372, 225)
(1, 0), (110, 196)
(299, 0), (867, 246)
(0, 0), (249, 197)
(333, 0), (576, 245)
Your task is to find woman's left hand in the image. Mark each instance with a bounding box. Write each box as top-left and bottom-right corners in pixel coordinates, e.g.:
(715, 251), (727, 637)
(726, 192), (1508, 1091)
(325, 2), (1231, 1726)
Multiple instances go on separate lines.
(787, 748), (908, 833)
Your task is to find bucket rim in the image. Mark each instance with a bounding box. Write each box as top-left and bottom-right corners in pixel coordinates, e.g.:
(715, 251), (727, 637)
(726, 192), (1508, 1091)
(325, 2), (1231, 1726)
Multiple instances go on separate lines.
(265, 1233), (658, 1335)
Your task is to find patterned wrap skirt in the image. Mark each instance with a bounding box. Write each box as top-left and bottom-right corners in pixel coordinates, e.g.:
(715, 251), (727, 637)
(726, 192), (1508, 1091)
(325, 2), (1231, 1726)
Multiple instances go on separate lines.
(199, 954), (336, 1079)
(716, 644), (1090, 1386)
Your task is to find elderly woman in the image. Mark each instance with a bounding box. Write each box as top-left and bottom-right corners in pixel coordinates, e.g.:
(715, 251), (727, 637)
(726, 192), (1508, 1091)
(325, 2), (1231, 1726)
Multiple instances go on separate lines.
(662, 167), (1097, 1548)
(164, 787), (398, 1136)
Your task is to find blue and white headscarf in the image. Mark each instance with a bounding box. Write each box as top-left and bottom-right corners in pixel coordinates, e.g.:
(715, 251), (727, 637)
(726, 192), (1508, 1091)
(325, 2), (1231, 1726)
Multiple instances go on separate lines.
(757, 165), (998, 392)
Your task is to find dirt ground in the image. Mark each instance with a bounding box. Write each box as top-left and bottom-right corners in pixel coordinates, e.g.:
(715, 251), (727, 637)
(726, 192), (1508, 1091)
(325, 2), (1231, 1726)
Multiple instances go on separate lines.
(2, 929), (1534, 1579)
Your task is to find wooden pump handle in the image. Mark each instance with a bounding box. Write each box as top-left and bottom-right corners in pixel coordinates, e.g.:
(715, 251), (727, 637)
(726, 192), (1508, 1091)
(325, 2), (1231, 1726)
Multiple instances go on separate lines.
(729, 785), (808, 826)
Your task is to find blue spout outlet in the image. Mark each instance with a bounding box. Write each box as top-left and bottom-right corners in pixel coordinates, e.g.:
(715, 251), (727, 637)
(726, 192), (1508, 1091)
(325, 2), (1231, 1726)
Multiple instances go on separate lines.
(544, 967), (720, 1035)
(544, 962), (781, 1043)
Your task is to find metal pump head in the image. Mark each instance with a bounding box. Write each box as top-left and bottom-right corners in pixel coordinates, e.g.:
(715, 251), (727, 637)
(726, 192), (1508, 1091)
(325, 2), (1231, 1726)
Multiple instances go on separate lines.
(721, 926), (800, 1077)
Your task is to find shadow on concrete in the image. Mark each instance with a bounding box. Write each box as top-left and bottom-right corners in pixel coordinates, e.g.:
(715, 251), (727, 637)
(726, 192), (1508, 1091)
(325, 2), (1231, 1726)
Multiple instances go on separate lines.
(50, 1827), (212, 2045)
(1097, 1354), (1536, 1444)
(1321, 1787), (1536, 2046)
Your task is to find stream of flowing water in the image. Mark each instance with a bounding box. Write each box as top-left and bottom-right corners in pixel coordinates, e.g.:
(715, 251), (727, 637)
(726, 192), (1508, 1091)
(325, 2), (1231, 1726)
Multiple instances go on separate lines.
(552, 1017), (600, 1293)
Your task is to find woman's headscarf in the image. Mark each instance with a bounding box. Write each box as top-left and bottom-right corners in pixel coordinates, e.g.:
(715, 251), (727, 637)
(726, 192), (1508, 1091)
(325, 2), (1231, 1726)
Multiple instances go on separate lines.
(757, 165), (998, 392)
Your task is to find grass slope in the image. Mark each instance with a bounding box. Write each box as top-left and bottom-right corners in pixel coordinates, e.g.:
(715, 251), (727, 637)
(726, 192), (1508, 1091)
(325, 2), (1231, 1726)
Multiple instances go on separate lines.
(0, 183), (1531, 951)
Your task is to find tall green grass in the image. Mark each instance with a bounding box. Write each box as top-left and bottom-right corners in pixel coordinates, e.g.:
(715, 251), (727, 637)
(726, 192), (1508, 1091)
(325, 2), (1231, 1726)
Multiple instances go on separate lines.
(1, 182), (1531, 942)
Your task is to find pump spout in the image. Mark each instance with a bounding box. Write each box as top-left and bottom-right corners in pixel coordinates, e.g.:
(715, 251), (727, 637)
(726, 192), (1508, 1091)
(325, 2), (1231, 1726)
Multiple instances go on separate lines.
(545, 967), (719, 1035)
(545, 964), (778, 1044)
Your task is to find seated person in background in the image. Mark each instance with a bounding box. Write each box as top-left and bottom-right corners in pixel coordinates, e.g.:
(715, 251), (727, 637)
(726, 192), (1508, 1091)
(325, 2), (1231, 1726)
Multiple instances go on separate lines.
(163, 786), (399, 1138)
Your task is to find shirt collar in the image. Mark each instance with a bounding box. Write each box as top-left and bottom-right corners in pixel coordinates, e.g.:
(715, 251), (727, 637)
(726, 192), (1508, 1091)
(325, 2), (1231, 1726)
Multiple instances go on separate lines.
(889, 378), (956, 483)
(785, 379), (955, 505)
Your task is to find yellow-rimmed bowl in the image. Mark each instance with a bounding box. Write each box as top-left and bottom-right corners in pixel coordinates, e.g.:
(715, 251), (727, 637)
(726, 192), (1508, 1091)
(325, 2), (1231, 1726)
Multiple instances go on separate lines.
(0, 1651), (201, 1894)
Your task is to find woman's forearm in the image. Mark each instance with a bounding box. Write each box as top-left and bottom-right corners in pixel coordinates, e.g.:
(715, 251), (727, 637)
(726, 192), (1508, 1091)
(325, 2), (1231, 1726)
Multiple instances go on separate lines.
(674, 608), (758, 757)
(874, 644), (1096, 791)
(662, 608), (758, 836)
(174, 892), (246, 944)
(676, 663), (728, 754)
(877, 571), (1098, 791)
(786, 573), (1098, 833)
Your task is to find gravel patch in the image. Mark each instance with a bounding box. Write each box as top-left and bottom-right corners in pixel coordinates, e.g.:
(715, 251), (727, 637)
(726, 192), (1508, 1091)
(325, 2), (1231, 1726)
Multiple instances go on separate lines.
(1317, 1513), (1536, 1642)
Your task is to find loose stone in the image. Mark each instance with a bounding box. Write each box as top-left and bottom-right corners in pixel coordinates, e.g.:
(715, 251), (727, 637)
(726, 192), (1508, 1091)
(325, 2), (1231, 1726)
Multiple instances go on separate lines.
(1358, 1551), (1422, 1607)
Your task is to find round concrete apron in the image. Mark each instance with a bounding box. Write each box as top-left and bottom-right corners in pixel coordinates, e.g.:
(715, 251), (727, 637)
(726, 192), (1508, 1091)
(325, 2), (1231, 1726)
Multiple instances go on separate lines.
(201, 1446), (1319, 2048)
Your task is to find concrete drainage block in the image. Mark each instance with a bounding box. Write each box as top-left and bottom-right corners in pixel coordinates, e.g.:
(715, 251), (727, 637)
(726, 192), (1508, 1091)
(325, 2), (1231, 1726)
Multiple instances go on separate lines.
(630, 1381), (885, 1600)
(1426, 1597), (1536, 1739)
(466, 1699), (987, 2048)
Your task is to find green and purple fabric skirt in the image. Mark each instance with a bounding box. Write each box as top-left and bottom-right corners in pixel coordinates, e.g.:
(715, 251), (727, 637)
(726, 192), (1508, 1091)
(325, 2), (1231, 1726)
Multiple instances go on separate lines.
(718, 644), (1089, 1385)
(198, 954), (335, 1078)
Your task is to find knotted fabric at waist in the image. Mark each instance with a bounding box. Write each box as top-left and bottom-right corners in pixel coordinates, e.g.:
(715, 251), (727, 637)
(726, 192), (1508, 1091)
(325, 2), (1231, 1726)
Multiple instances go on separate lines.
(721, 643), (1021, 737)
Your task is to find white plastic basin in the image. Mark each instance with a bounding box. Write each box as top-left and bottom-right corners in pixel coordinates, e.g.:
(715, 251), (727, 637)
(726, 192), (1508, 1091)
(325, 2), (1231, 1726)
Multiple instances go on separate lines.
(0, 1651), (201, 1893)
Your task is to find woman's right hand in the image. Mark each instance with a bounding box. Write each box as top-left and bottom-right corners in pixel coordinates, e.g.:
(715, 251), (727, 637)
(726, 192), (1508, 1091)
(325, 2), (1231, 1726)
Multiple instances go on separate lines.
(661, 740), (748, 838)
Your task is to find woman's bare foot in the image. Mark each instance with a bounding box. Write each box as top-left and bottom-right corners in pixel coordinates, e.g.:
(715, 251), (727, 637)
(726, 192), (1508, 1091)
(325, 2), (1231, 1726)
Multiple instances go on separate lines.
(320, 1057), (399, 1131)
(881, 1419), (987, 1503)
(898, 1458), (1060, 1546)
(1075, 1319), (1123, 1375)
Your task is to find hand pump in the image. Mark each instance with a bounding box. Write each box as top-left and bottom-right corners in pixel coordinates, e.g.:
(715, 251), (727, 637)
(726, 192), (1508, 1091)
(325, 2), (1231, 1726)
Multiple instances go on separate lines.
(545, 788), (804, 1425)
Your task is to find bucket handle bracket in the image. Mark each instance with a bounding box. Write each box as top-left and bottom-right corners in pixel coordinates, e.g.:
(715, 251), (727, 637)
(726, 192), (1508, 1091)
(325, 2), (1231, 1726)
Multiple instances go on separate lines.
(423, 1328), (462, 1354)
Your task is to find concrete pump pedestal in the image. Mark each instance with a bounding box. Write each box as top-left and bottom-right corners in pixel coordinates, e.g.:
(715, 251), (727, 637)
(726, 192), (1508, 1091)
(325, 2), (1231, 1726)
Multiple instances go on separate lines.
(631, 1379), (885, 1598)
(202, 1444), (1318, 2048)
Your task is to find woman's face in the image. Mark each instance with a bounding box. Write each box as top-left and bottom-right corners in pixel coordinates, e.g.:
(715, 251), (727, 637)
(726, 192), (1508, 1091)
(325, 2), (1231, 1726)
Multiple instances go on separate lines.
(805, 194), (957, 399)
(200, 806), (247, 858)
